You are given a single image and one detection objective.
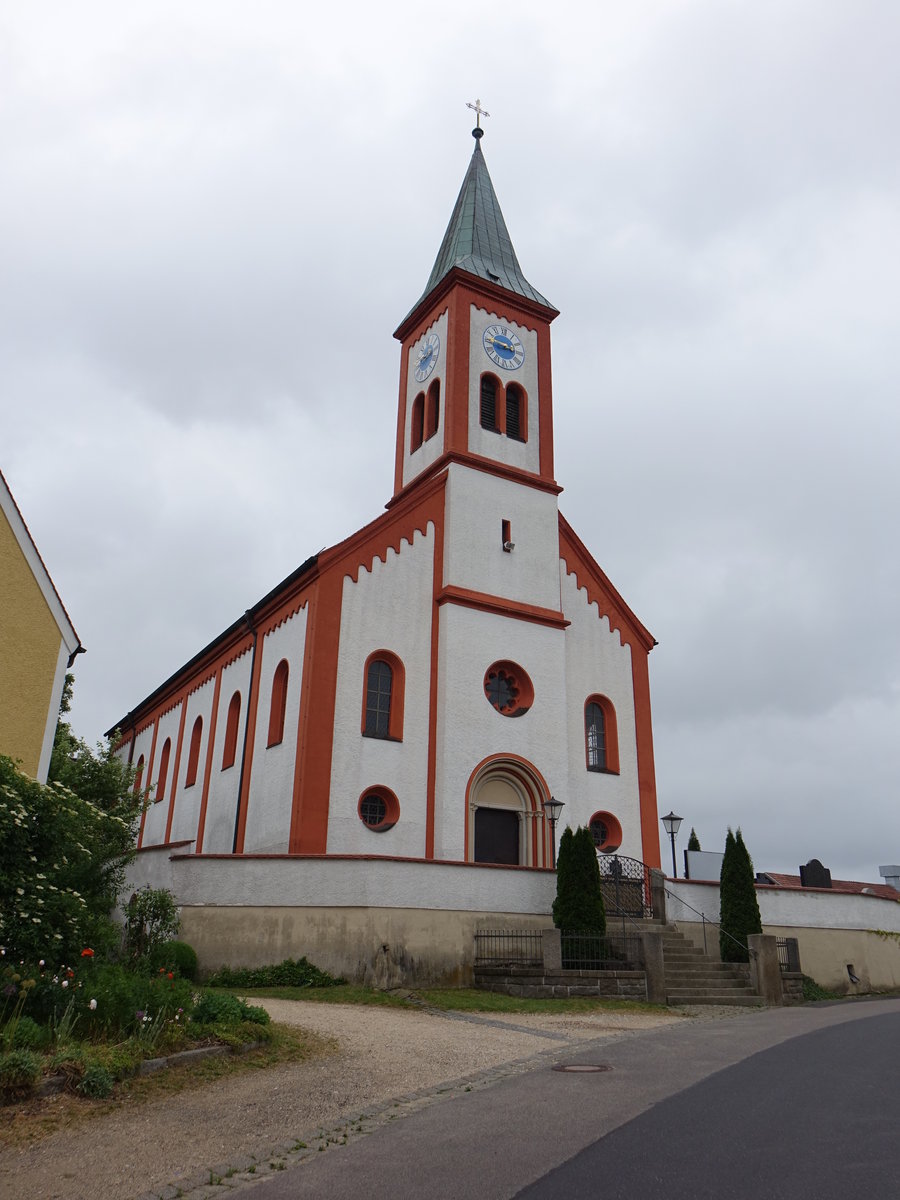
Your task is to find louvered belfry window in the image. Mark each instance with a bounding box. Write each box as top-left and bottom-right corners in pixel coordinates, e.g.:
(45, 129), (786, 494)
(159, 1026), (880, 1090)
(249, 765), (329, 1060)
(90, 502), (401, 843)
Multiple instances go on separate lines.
(506, 384), (522, 440)
(480, 375), (497, 430)
(365, 659), (393, 737)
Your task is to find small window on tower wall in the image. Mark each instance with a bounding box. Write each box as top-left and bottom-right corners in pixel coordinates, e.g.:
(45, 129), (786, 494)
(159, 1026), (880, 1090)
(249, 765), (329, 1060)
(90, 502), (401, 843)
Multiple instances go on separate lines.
(506, 384), (523, 440)
(426, 380), (440, 440)
(410, 393), (425, 452)
(480, 375), (498, 431)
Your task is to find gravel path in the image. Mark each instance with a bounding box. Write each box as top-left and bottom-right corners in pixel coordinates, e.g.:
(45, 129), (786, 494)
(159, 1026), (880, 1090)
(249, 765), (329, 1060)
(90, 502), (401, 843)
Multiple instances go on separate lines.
(0, 1000), (694, 1200)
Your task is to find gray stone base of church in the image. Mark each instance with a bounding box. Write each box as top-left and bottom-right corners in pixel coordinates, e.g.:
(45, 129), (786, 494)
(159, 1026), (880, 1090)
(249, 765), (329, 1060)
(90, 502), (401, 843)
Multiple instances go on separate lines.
(473, 965), (648, 1001)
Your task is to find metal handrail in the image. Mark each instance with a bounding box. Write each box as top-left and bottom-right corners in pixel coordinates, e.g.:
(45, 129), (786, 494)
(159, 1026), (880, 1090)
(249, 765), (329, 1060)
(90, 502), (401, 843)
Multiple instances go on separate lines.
(663, 885), (757, 959)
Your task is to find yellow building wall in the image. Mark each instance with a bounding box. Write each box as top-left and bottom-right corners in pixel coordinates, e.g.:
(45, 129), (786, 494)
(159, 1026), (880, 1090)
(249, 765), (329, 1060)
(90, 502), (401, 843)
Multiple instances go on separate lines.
(0, 507), (64, 778)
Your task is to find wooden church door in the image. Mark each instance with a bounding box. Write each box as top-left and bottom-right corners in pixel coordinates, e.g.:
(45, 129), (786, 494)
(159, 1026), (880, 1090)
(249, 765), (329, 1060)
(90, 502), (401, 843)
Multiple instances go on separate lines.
(474, 807), (519, 864)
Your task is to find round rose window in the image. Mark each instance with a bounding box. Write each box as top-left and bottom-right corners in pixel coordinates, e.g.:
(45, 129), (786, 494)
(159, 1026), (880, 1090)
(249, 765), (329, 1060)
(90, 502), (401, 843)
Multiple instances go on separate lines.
(483, 661), (534, 718)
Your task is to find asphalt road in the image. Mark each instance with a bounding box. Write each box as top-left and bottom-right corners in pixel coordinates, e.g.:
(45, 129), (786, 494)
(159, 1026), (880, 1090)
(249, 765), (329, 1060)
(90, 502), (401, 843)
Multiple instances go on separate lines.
(244, 999), (900, 1200)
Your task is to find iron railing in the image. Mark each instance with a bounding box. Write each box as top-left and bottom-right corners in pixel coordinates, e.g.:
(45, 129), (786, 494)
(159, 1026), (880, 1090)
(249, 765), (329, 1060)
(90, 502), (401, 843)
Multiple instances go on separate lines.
(474, 929), (543, 967)
(664, 885), (758, 960)
(776, 937), (801, 974)
(597, 855), (653, 919)
(560, 930), (643, 970)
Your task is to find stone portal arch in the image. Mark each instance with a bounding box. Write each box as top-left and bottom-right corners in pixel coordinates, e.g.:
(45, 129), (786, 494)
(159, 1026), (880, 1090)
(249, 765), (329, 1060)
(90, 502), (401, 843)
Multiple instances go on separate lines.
(466, 755), (552, 868)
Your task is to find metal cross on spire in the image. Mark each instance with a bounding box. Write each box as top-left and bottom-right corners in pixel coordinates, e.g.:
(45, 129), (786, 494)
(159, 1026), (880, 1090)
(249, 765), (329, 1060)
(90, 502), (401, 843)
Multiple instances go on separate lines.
(466, 97), (490, 139)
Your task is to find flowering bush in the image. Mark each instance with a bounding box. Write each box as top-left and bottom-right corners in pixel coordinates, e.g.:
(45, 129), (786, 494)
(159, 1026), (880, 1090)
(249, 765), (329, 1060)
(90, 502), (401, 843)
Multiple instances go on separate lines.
(0, 752), (140, 962)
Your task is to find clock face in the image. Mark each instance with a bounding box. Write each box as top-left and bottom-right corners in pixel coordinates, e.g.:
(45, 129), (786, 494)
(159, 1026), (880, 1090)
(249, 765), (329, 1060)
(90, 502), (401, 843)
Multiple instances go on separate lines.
(414, 332), (440, 383)
(483, 324), (525, 370)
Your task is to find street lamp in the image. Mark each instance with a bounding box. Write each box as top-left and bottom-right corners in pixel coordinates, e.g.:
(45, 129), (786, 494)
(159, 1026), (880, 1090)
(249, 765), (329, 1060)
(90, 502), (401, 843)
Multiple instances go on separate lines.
(543, 795), (565, 868)
(660, 811), (683, 878)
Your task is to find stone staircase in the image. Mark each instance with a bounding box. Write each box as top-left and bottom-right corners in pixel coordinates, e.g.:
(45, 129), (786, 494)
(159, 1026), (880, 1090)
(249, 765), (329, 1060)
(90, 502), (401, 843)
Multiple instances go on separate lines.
(661, 924), (762, 1006)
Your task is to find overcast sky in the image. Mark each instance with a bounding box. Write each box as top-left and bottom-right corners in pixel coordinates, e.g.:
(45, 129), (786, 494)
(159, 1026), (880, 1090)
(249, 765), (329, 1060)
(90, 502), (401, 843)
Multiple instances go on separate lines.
(3, 1), (898, 882)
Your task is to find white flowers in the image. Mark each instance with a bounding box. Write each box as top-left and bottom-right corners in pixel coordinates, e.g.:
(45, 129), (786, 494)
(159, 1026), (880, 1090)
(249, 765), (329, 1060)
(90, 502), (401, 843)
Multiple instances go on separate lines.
(89, 998), (97, 1010)
(62, 979), (69, 988)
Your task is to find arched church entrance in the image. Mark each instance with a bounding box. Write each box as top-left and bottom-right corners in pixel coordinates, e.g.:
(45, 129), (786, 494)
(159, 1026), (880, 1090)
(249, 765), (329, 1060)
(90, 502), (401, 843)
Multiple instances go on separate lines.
(467, 756), (552, 868)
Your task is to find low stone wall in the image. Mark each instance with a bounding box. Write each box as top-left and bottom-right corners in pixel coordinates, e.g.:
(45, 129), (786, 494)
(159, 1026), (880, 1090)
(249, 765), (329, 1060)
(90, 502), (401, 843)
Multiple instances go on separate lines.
(474, 965), (648, 1001)
(782, 972), (804, 1004)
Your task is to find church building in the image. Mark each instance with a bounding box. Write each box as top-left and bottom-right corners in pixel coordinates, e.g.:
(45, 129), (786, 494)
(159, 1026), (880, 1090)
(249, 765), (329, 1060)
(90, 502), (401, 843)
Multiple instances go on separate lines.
(111, 123), (661, 984)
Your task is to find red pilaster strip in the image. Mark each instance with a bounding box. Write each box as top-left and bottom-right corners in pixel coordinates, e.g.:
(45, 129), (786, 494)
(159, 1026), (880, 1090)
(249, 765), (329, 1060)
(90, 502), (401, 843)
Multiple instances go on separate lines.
(631, 650), (661, 868)
(163, 694), (189, 844)
(137, 718), (159, 850)
(194, 666), (223, 854)
(233, 638), (264, 854)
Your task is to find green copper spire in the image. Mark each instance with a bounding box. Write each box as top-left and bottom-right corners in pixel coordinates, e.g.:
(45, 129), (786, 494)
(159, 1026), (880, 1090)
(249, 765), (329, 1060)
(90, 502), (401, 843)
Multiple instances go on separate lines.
(411, 134), (556, 315)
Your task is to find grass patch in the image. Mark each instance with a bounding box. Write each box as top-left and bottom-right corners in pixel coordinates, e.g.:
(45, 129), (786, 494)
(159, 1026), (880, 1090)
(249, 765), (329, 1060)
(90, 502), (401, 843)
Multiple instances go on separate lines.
(212, 984), (416, 1007)
(413, 988), (671, 1016)
(0, 1024), (335, 1150)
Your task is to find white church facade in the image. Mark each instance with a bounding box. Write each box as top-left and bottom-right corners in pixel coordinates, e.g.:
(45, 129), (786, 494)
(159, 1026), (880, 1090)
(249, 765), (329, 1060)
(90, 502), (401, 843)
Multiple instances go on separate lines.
(112, 127), (662, 984)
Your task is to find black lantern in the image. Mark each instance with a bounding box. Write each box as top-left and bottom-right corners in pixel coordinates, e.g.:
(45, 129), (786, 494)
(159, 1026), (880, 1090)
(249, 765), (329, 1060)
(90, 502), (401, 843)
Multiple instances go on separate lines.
(660, 811), (683, 878)
(543, 795), (565, 868)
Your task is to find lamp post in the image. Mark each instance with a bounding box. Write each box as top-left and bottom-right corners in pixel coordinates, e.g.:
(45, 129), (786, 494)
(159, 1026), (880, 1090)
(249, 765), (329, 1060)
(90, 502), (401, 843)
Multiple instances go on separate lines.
(660, 811), (683, 878)
(543, 795), (565, 868)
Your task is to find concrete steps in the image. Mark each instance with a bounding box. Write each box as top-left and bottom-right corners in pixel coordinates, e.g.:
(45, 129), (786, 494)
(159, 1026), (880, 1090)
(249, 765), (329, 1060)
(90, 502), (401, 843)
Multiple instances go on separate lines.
(661, 925), (761, 1007)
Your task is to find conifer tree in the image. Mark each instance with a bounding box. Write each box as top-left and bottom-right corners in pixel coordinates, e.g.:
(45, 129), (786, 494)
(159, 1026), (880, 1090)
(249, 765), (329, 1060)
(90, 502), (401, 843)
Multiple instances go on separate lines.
(719, 827), (762, 962)
(687, 827), (701, 852)
(552, 826), (606, 933)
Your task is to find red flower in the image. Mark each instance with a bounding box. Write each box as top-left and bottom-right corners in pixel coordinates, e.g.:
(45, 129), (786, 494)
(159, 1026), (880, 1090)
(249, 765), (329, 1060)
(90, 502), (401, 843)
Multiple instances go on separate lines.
(81, 948), (95, 958)
(66, 969), (75, 978)
(167, 972), (174, 980)
(159, 968), (165, 974)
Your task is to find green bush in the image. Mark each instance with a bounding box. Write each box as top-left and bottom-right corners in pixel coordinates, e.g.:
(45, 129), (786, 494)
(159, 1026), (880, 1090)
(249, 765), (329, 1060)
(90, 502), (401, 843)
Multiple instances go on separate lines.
(801, 975), (836, 1002)
(205, 957), (343, 989)
(719, 828), (762, 963)
(123, 887), (180, 961)
(0, 1048), (41, 1101)
(9, 1016), (45, 1050)
(191, 991), (270, 1027)
(77, 1061), (114, 1099)
(149, 940), (199, 981)
(552, 826), (606, 934)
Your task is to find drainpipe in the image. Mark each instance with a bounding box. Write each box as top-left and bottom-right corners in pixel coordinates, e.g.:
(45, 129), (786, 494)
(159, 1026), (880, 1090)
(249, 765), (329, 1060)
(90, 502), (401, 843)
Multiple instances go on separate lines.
(232, 611), (258, 853)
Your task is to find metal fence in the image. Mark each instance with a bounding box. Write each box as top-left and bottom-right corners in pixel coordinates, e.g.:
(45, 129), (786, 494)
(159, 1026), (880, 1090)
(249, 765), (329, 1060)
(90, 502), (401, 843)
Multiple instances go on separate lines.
(560, 930), (643, 971)
(474, 929), (543, 967)
(776, 936), (801, 974)
(597, 855), (653, 919)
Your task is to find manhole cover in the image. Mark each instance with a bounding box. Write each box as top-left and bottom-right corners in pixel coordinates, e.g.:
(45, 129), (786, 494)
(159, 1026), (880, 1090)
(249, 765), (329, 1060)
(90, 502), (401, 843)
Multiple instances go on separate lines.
(552, 1064), (612, 1073)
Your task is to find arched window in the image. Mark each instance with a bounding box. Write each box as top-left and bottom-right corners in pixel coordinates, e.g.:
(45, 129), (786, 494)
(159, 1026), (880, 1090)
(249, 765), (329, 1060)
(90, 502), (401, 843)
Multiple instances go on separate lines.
(185, 717), (203, 787)
(267, 659), (289, 747)
(480, 374), (498, 431)
(589, 811), (623, 853)
(361, 651), (405, 741)
(426, 380), (440, 440)
(222, 691), (241, 770)
(585, 696), (620, 773)
(155, 738), (171, 804)
(410, 392), (425, 452)
(133, 755), (145, 795)
(506, 383), (526, 441)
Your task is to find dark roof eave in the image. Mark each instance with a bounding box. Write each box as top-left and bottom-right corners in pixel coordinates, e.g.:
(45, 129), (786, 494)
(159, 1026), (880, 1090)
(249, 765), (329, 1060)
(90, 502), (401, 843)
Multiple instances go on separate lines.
(394, 266), (559, 342)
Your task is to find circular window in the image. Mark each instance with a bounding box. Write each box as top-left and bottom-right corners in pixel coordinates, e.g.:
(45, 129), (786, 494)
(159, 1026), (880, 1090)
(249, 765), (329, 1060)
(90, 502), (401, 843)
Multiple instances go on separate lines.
(483, 661), (534, 718)
(589, 811), (623, 854)
(357, 787), (400, 832)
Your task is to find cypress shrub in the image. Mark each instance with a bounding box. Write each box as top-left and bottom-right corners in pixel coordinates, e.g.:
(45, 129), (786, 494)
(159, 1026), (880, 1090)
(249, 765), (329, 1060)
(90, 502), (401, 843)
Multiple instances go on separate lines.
(552, 826), (606, 934)
(687, 828), (701, 851)
(719, 827), (762, 962)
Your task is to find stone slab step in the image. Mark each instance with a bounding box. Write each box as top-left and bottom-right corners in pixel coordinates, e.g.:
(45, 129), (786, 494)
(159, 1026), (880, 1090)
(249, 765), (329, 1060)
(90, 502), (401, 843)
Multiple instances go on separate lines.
(667, 993), (763, 1007)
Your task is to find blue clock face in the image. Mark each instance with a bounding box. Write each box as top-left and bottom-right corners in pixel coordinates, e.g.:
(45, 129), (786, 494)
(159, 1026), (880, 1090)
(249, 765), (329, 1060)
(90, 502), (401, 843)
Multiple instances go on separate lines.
(483, 324), (525, 370)
(414, 333), (440, 383)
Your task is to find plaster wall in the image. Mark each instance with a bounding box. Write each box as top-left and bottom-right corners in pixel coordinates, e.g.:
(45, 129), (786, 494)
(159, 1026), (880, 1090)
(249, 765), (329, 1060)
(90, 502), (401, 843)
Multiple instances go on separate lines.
(435, 601), (569, 861)
(559, 568), (641, 852)
(443, 463), (561, 610)
(328, 528), (435, 856)
(402, 310), (449, 489)
(243, 608), (308, 852)
(467, 306), (540, 474)
(201, 650), (253, 853)
(179, 903), (554, 986)
(667, 879), (900, 932)
(141, 705), (184, 845)
(0, 507), (66, 781)
(137, 851), (556, 914)
(168, 677), (216, 844)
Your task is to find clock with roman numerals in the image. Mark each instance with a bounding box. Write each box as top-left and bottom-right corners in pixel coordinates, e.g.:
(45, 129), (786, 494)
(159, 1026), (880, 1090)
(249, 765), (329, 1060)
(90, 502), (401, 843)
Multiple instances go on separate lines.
(414, 332), (440, 382)
(483, 324), (525, 370)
